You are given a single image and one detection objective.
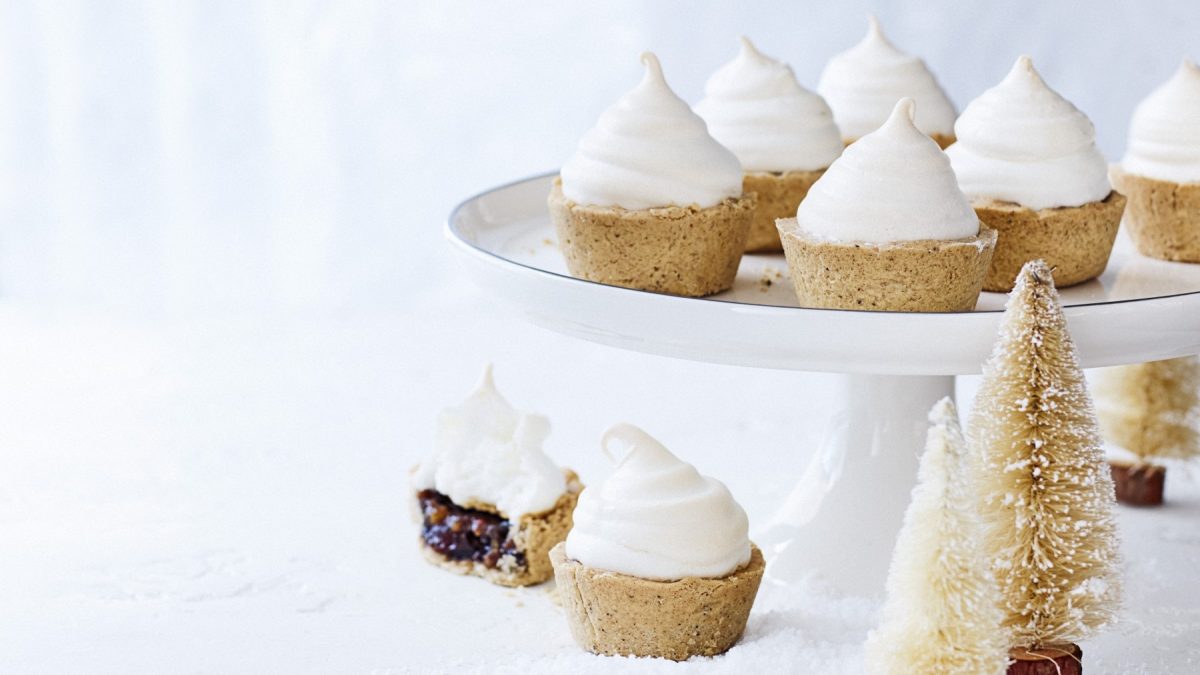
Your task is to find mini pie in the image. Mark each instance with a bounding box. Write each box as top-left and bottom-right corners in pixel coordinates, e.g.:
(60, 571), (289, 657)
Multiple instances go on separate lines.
(412, 365), (580, 587)
(553, 53), (753, 298)
(551, 423), (762, 660)
(551, 542), (765, 661)
(1112, 60), (1200, 263)
(945, 56), (1124, 291)
(415, 470), (582, 587)
(778, 98), (994, 312)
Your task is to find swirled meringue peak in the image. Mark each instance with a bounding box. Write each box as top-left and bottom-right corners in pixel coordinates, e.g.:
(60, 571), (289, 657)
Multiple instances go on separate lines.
(560, 52), (743, 210)
(1122, 59), (1200, 184)
(796, 98), (979, 243)
(695, 36), (843, 172)
(946, 55), (1111, 210)
(412, 365), (566, 520)
(564, 423), (751, 581)
(817, 16), (956, 140)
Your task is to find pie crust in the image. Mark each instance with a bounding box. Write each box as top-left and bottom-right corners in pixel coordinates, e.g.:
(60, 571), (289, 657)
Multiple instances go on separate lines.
(1110, 167), (1200, 263)
(973, 191), (1125, 292)
(742, 169), (825, 253)
(550, 542), (764, 660)
(776, 218), (997, 312)
(548, 179), (755, 297)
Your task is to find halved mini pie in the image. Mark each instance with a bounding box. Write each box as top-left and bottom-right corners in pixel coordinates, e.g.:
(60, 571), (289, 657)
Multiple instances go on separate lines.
(411, 365), (581, 586)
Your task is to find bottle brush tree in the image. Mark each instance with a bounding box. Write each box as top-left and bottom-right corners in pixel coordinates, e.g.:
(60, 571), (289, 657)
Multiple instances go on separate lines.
(865, 398), (1007, 675)
(1092, 355), (1200, 505)
(969, 260), (1121, 673)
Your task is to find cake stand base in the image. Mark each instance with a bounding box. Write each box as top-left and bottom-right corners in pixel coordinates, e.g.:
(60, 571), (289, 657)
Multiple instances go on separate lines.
(756, 373), (955, 597)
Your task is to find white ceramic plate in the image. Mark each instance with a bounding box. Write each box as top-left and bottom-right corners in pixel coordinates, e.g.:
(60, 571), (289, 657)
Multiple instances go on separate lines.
(447, 173), (1200, 375)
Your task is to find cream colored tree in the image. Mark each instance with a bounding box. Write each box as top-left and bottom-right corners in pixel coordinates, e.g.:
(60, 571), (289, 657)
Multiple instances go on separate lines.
(1093, 356), (1200, 461)
(1099, 353), (1200, 456)
(865, 398), (1006, 675)
(969, 260), (1121, 662)
(1092, 355), (1200, 505)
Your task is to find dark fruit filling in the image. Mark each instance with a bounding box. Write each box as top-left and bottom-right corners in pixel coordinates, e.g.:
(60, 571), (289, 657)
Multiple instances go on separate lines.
(418, 489), (525, 570)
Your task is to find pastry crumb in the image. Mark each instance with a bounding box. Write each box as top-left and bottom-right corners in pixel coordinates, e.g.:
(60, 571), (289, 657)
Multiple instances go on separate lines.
(758, 267), (784, 291)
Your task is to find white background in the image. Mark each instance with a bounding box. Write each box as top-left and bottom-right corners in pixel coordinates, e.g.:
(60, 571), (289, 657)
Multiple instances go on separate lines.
(2, 1), (1199, 673)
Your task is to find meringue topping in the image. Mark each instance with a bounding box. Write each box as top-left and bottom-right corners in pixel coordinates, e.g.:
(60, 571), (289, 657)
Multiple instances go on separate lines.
(817, 16), (956, 140)
(695, 36), (843, 172)
(565, 424), (751, 581)
(796, 98), (979, 243)
(1122, 59), (1200, 184)
(946, 55), (1111, 210)
(412, 366), (566, 520)
(560, 52), (744, 210)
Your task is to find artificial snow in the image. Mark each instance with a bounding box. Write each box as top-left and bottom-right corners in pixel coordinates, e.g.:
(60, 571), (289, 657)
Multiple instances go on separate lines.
(1, 290), (1198, 672)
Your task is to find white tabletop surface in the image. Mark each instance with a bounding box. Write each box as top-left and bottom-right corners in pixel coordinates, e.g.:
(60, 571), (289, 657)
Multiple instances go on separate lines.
(4, 295), (1200, 675)
(3, 2), (1200, 673)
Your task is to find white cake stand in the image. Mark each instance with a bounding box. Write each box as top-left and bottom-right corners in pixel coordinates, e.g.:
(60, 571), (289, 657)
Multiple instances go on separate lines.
(446, 172), (1200, 597)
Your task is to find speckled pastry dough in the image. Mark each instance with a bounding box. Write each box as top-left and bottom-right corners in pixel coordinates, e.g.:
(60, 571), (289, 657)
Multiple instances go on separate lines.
(741, 169), (824, 252)
(551, 543), (764, 661)
(549, 180), (754, 297)
(1111, 168), (1200, 262)
(974, 192), (1125, 290)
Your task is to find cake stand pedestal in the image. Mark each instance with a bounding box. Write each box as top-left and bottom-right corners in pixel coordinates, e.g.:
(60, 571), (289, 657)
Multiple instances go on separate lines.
(446, 173), (1200, 596)
(757, 373), (952, 596)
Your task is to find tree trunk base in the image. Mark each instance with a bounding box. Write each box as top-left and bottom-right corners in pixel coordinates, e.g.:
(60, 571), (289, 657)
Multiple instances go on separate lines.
(1110, 461), (1165, 506)
(1008, 644), (1082, 675)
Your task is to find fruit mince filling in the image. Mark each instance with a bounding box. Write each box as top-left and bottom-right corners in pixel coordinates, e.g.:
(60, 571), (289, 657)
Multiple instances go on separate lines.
(418, 489), (525, 569)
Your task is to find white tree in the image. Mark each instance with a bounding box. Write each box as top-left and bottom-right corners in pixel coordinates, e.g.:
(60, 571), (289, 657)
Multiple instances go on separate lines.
(970, 260), (1121, 649)
(866, 397), (1007, 674)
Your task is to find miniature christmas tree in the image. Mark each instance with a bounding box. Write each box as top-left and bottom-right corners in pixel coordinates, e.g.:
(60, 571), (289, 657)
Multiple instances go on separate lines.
(1092, 356), (1200, 505)
(865, 398), (1007, 675)
(969, 260), (1121, 674)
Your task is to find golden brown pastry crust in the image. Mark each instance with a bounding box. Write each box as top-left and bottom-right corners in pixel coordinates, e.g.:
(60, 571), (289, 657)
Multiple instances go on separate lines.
(973, 191), (1125, 292)
(1110, 167), (1200, 263)
(776, 218), (997, 312)
(550, 542), (765, 661)
(741, 169), (825, 253)
(548, 179), (755, 297)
